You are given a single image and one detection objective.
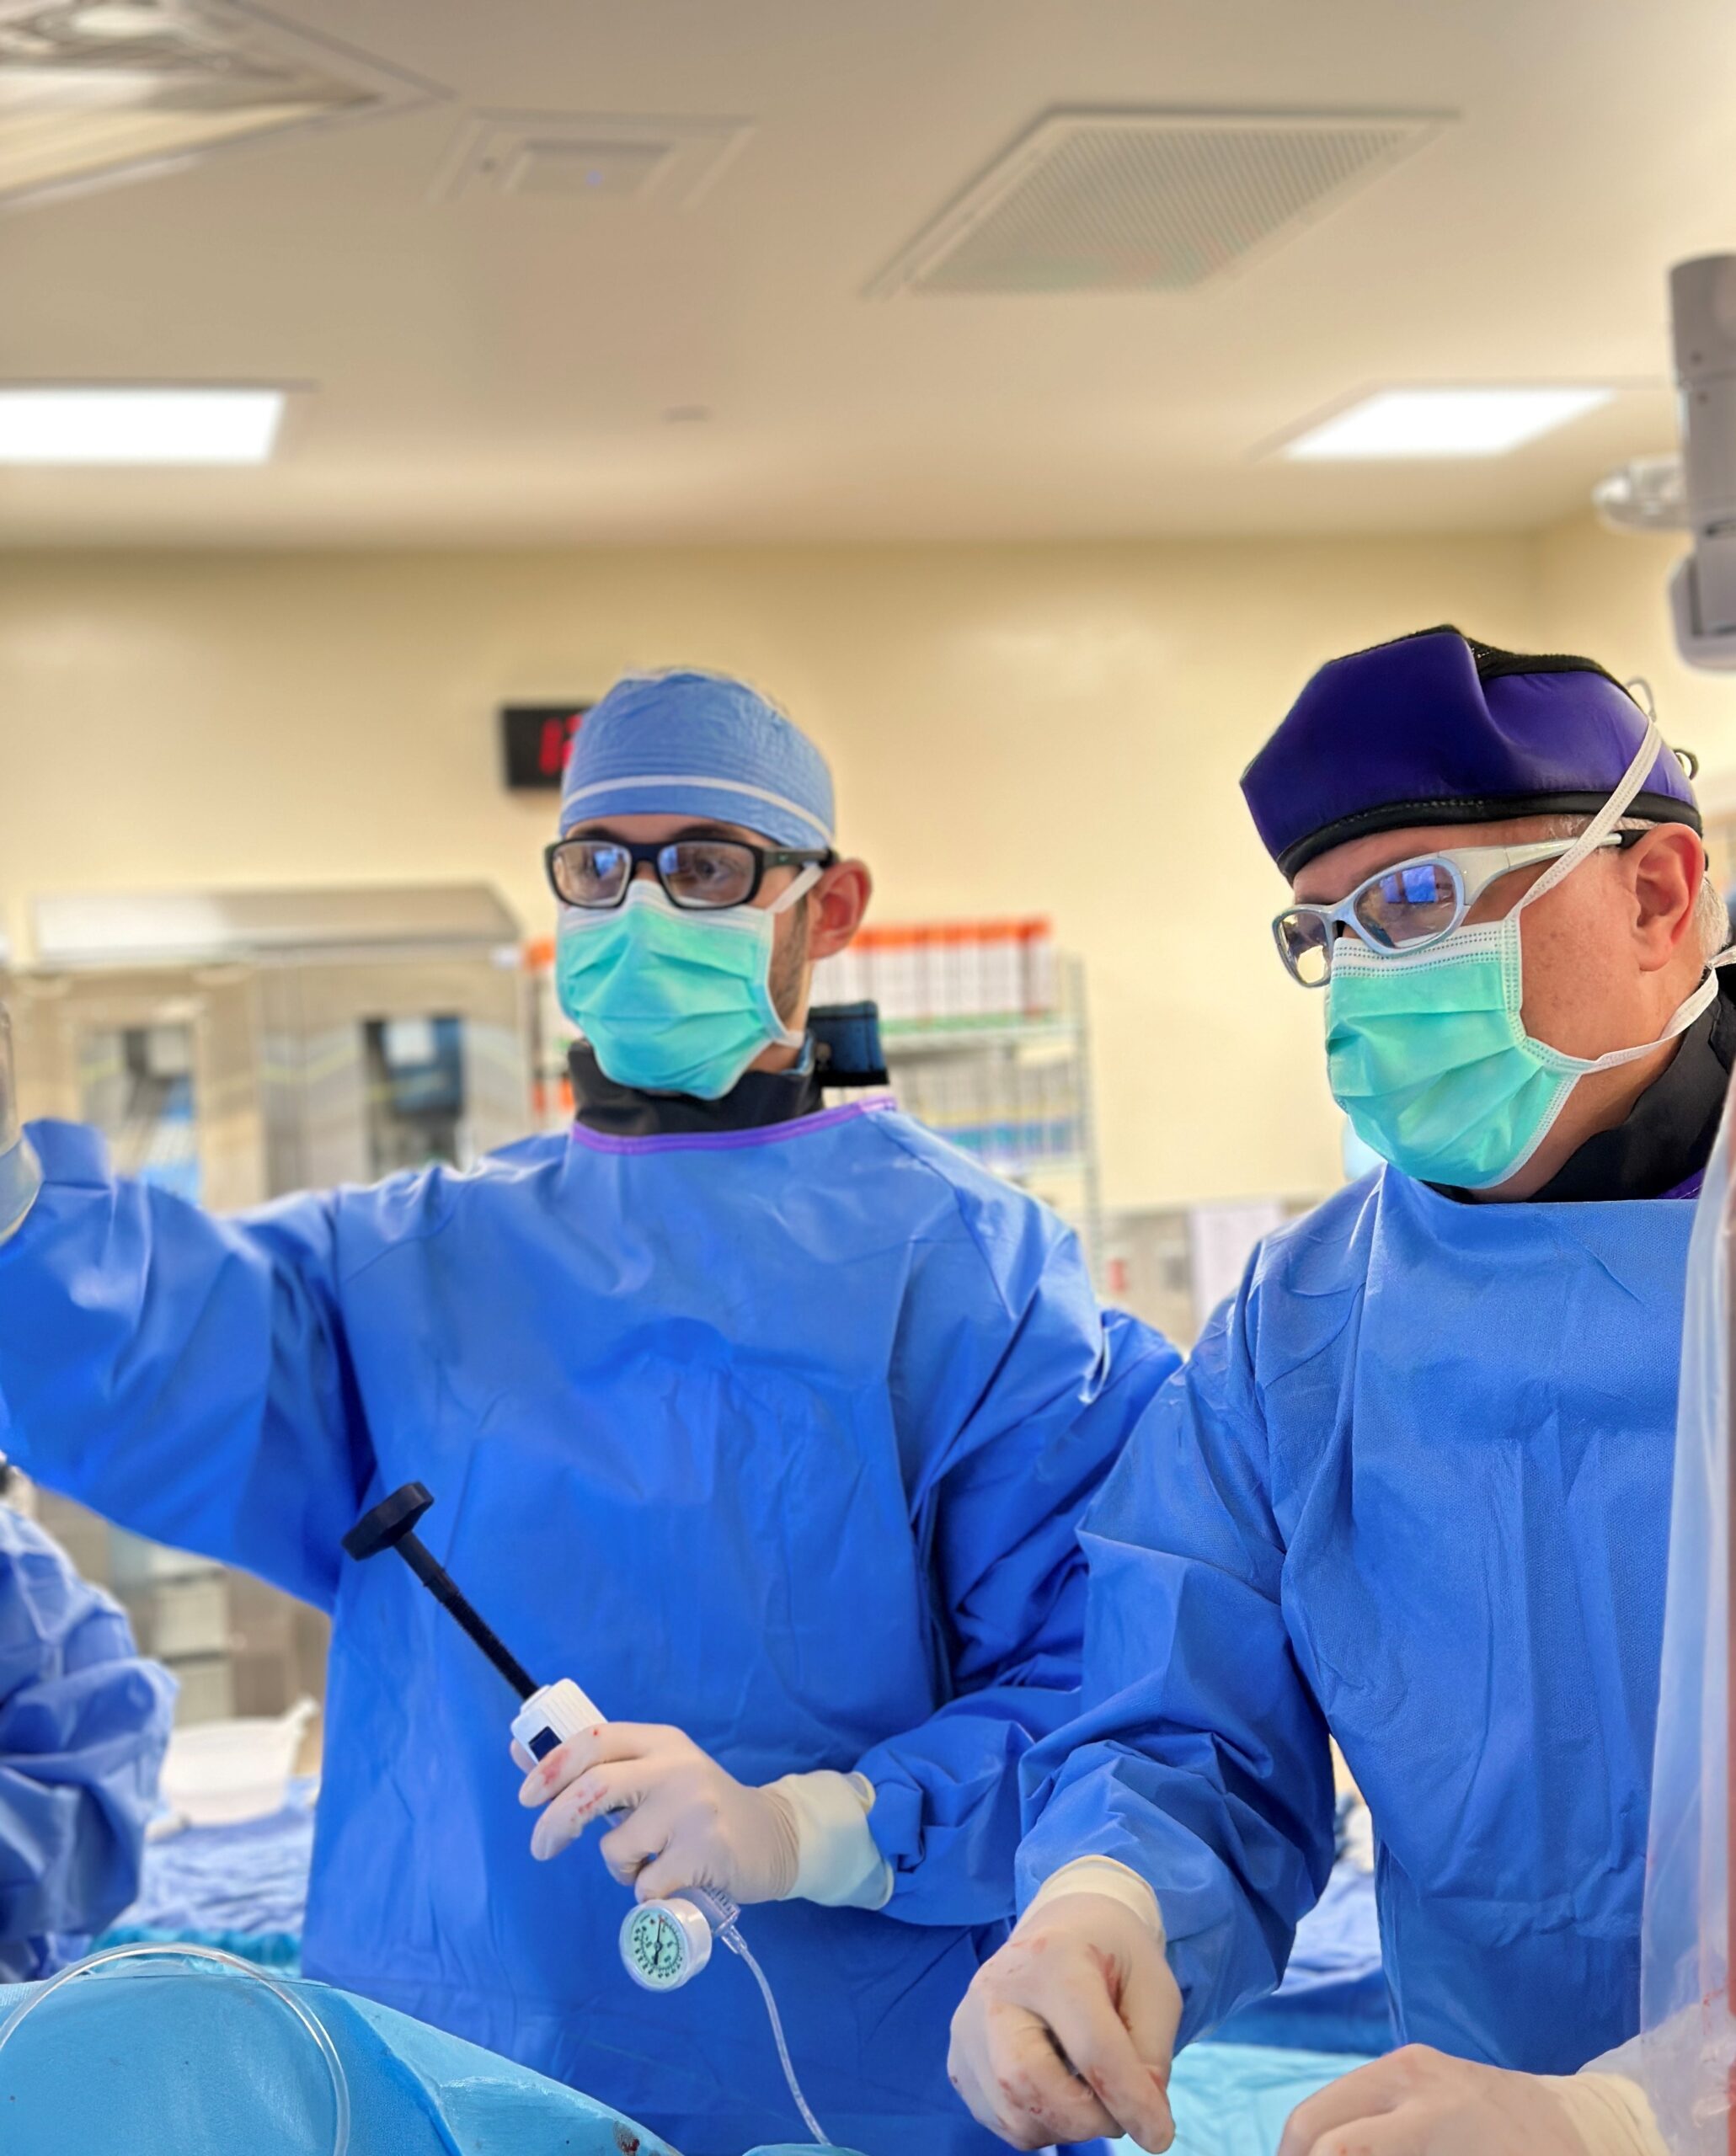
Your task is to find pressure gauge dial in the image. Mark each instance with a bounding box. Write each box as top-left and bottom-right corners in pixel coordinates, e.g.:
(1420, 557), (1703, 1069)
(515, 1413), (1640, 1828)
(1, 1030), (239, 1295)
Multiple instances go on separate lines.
(620, 1898), (713, 1992)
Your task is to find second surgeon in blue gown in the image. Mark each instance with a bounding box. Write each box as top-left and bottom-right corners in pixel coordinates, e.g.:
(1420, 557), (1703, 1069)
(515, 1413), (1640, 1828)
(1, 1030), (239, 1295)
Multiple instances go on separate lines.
(950, 628), (1736, 2155)
(0, 670), (1175, 2156)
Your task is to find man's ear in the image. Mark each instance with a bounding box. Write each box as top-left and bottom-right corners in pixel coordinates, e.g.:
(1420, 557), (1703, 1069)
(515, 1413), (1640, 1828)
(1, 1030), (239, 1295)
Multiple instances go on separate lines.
(1628, 825), (1705, 972)
(809, 859), (873, 962)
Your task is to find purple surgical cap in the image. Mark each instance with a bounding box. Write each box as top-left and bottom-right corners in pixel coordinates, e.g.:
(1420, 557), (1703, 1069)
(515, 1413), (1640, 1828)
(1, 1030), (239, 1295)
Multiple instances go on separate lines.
(1242, 626), (1700, 878)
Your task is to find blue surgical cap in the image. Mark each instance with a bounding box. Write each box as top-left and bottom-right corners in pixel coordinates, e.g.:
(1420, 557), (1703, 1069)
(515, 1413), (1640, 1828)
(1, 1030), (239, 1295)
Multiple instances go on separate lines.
(560, 670), (836, 851)
(1242, 626), (1700, 878)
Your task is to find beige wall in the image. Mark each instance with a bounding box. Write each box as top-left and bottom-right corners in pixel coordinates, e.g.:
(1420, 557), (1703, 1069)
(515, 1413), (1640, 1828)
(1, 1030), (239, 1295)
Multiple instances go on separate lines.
(2, 522), (1726, 1210)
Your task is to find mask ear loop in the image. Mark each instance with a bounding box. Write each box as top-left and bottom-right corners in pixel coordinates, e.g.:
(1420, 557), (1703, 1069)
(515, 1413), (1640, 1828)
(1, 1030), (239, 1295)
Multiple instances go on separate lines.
(767, 864), (823, 915)
(1515, 718), (1665, 919)
(761, 863), (825, 1049)
(1513, 712), (1730, 1073)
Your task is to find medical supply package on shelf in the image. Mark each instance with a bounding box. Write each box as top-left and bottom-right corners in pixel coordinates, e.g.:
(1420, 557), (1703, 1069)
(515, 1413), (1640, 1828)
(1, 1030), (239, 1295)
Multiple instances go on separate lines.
(892, 1050), (1083, 1175)
(812, 917), (1056, 1026)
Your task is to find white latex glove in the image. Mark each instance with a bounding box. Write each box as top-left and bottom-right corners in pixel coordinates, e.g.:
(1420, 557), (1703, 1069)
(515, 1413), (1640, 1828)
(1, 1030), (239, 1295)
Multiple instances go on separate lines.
(0, 1006), (39, 1245)
(948, 1879), (1181, 2153)
(516, 1721), (806, 1905)
(1277, 2047), (1668, 2156)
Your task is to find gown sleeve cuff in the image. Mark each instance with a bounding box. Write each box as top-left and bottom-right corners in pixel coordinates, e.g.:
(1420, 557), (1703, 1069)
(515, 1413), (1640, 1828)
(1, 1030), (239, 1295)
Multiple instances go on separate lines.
(0, 1136), (42, 1246)
(1539, 2074), (1668, 2156)
(767, 1770), (894, 1910)
(1023, 1855), (1167, 1945)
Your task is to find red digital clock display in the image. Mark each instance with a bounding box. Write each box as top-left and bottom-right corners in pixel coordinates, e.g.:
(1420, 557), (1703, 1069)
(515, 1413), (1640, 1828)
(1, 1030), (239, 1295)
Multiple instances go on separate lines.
(500, 705), (590, 791)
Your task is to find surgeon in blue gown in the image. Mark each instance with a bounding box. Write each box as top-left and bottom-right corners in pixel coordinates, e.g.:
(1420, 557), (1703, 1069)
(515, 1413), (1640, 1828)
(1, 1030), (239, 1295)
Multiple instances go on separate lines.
(0, 1491), (174, 1980)
(0, 669), (1175, 2156)
(949, 628), (1734, 2156)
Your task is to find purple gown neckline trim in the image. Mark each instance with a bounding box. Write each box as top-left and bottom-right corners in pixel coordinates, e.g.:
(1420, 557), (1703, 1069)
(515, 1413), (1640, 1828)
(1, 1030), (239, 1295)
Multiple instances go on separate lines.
(567, 1097), (890, 1156)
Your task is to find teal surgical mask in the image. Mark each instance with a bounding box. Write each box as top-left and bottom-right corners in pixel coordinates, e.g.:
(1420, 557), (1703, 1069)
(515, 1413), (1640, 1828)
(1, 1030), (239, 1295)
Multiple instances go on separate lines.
(1325, 718), (1727, 1190)
(556, 875), (817, 1100)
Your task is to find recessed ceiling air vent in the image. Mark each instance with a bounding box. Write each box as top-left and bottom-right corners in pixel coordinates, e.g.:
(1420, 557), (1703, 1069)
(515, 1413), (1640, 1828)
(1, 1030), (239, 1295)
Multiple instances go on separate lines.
(868, 107), (1451, 297)
(0, 0), (441, 211)
(436, 111), (753, 208)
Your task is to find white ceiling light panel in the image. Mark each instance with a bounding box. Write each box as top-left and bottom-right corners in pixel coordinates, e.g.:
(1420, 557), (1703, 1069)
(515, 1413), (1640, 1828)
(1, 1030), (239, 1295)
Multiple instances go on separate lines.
(0, 385), (286, 462)
(0, 0), (442, 211)
(1280, 386), (1616, 460)
(869, 106), (1450, 297)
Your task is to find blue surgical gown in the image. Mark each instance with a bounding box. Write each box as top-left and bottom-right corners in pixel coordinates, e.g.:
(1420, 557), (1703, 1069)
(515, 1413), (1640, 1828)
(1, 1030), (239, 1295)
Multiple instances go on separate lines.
(0, 1102), (1174, 2156)
(0, 1503), (174, 1979)
(1018, 1165), (1692, 2077)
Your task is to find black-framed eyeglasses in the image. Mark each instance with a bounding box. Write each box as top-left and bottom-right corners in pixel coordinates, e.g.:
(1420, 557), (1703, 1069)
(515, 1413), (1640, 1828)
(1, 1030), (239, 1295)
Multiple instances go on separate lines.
(545, 835), (833, 912)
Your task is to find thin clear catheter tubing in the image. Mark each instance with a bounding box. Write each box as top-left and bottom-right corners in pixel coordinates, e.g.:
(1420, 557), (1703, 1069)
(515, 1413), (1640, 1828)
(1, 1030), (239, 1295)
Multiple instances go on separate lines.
(722, 1922), (831, 2146)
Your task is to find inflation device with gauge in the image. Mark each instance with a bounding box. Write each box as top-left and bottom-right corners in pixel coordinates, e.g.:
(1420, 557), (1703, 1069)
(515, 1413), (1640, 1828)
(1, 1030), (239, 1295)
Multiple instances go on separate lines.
(341, 1483), (832, 2146)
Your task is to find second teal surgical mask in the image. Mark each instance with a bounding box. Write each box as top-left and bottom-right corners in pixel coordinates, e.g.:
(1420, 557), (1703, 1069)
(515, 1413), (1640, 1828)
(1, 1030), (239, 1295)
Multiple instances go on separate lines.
(556, 877), (815, 1100)
(1326, 716), (1726, 1190)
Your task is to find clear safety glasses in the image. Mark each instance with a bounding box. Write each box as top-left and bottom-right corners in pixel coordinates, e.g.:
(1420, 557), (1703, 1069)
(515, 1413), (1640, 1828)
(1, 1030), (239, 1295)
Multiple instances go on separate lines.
(545, 835), (831, 912)
(1273, 832), (1632, 987)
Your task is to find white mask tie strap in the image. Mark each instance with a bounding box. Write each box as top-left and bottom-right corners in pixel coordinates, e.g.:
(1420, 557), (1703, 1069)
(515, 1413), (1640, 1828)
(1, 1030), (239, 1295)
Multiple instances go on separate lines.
(1517, 717), (1665, 918)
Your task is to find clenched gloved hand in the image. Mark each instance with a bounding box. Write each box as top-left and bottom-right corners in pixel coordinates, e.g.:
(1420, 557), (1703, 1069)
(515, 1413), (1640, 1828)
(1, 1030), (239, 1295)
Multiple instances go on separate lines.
(1275, 2047), (1667, 2156)
(0, 1004), (40, 1245)
(515, 1721), (890, 1910)
(948, 1871), (1181, 2153)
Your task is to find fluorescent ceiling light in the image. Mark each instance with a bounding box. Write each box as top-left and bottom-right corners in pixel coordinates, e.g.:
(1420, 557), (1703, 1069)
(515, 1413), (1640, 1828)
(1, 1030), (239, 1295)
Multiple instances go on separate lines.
(0, 387), (285, 463)
(0, 0), (435, 211)
(1282, 386), (1615, 461)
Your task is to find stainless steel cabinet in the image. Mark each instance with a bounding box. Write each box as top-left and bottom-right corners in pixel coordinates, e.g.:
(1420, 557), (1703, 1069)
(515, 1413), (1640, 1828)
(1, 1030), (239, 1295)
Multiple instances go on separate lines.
(5, 884), (534, 1723)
